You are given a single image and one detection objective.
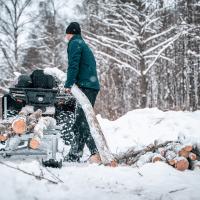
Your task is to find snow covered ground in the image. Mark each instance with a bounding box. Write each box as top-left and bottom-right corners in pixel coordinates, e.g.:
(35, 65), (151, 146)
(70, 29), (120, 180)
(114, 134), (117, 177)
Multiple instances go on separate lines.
(1, 108), (200, 200)
(99, 108), (200, 153)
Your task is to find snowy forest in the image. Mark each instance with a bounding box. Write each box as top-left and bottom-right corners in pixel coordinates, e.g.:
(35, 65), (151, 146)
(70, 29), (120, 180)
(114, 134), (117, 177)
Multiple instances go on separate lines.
(0, 0), (200, 120)
(1, 1), (200, 200)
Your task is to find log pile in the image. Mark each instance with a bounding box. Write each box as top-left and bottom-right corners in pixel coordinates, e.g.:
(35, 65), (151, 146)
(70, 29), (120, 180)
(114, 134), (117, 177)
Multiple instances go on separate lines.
(30, 116), (57, 149)
(115, 140), (200, 171)
(0, 109), (56, 150)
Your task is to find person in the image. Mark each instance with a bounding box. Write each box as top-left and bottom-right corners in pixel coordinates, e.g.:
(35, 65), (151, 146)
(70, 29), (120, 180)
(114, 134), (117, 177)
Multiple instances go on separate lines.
(64, 22), (101, 163)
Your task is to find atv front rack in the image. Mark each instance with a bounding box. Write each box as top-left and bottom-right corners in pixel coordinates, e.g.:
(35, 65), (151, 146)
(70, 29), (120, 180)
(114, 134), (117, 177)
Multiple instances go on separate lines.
(9, 87), (58, 107)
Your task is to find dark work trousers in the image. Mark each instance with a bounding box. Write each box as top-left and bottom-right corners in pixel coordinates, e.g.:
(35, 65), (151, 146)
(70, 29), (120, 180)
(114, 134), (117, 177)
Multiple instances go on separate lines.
(68, 87), (99, 160)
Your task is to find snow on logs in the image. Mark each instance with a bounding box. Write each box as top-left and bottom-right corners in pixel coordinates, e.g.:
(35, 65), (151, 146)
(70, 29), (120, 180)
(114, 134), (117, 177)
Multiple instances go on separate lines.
(153, 143), (196, 171)
(0, 109), (56, 150)
(116, 141), (200, 171)
(30, 116), (57, 149)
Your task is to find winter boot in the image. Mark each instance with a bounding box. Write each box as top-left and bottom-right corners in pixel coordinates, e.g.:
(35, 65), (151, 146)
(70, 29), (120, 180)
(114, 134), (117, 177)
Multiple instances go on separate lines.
(88, 153), (102, 164)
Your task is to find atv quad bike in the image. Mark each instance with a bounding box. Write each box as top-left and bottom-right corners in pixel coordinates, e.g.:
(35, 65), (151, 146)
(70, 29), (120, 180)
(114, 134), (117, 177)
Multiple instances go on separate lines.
(0, 70), (75, 168)
(0, 69), (116, 167)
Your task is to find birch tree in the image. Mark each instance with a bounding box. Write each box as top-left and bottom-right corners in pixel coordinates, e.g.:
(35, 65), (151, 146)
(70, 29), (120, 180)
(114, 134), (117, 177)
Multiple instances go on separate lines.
(85, 0), (200, 118)
(0, 0), (35, 85)
(22, 0), (66, 72)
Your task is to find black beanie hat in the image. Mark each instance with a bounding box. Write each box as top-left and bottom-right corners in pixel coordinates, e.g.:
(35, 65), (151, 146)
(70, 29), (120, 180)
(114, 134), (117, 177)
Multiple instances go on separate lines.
(66, 22), (81, 34)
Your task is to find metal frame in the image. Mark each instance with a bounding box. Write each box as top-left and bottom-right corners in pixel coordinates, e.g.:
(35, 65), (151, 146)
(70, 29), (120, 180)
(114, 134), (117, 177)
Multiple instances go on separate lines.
(0, 129), (60, 162)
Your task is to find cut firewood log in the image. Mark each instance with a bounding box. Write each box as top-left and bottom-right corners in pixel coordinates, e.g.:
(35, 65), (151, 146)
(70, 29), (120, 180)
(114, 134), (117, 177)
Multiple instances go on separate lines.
(174, 157), (189, 171)
(188, 152), (197, 161)
(27, 109), (42, 123)
(71, 85), (117, 166)
(27, 124), (36, 132)
(106, 160), (118, 167)
(27, 109), (42, 131)
(7, 109), (43, 136)
(170, 143), (192, 158)
(181, 145), (193, 152)
(164, 141), (178, 151)
(11, 117), (27, 135)
(165, 150), (178, 166)
(165, 142), (192, 153)
(29, 137), (40, 150)
(0, 134), (8, 142)
(33, 116), (56, 138)
(165, 150), (177, 160)
(157, 147), (166, 157)
(178, 149), (190, 158)
(29, 117), (57, 149)
(152, 153), (165, 163)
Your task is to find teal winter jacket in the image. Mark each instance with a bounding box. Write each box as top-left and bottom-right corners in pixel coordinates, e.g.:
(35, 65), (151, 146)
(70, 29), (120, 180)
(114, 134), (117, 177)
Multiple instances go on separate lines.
(64, 35), (100, 90)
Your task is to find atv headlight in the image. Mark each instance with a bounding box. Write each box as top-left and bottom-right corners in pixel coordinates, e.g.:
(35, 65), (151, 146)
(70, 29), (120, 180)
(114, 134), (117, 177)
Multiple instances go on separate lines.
(38, 97), (44, 102)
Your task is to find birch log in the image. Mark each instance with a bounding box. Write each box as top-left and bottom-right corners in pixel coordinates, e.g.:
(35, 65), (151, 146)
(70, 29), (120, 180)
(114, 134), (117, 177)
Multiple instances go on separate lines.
(27, 109), (42, 131)
(30, 117), (56, 149)
(165, 150), (177, 166)
(71, 85), (116, 166)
